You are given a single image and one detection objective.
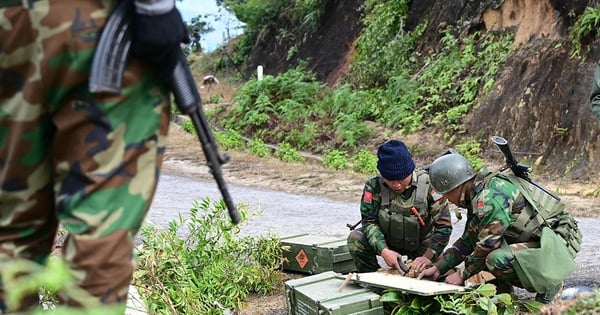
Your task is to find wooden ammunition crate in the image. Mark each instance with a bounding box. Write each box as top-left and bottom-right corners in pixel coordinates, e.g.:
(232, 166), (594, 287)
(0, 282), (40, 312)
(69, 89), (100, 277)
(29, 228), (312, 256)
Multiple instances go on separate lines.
(285, 271), (383, 315)
(281, 234), (356, 274)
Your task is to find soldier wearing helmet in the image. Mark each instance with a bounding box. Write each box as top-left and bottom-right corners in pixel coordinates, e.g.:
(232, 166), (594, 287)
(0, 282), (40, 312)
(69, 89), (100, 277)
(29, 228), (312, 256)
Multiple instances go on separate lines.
(419, 153), (566, 304)
(347, 140), (452, 275)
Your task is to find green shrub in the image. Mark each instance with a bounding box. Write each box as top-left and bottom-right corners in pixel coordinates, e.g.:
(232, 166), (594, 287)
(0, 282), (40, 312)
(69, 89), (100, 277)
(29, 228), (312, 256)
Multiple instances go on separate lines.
(181, 119), (195, 135)
(381, 283), (520, 315)
(134, 198), (284, 314)
(323, 149), (349, 170)
(274, 142), (306, 163)
(215, 129), (245, 150)
(570, 5), (600, 57)
(351, 149), (378, 174)
(454, 138), (484, 172)
(248, 138), (271, 157)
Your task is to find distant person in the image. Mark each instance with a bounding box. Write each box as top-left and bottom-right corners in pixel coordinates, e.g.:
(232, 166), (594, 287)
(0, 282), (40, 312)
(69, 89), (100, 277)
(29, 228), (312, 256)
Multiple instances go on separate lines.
(419, 153), (582, 304)
(347, 140), (452, 275)
(190, 28), (201, 52)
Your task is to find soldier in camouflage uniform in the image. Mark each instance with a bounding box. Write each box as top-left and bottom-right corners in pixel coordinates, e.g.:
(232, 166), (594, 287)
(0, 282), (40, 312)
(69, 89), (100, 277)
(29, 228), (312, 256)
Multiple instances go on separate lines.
(0, 0), (187, 312)
(418, 153), (574, 304)
(347, 140), (452, 274)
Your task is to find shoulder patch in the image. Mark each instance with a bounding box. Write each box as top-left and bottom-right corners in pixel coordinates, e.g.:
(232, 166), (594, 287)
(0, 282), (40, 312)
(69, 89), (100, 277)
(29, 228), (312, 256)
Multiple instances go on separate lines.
(429, 189), (443, 201)
(363, 191), (373, 203)
(476, 200), (485, 217)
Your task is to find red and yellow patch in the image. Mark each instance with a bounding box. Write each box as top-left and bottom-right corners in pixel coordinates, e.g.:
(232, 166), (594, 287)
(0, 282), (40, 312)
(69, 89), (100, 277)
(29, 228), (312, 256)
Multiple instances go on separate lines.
(363, 191), (373, 203)
(430, 189), (443, 201)
(476, 200), (485, 217)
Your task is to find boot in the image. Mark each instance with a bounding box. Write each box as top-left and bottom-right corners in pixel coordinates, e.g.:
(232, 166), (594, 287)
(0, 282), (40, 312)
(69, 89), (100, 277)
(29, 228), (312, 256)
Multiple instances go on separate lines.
(535, 282), (564, 304)
(491, 281), (514, 295)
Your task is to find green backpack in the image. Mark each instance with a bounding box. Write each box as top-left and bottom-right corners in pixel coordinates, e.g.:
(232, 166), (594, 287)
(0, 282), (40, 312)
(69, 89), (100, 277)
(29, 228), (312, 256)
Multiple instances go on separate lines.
(498, 173), (582, 258)
(495, 173), (582, 292)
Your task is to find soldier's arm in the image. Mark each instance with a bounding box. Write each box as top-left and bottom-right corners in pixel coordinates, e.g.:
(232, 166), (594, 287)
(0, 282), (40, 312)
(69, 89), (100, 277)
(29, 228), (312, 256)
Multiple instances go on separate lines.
(360, 178), (387, 254)
(434, 217), (475, 274)
(421, 189), (453, 260)
(461, 195), (511, 279)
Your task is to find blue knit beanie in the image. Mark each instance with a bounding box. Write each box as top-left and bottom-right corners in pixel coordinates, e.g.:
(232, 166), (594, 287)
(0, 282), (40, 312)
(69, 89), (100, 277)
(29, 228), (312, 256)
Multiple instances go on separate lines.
(377, 140), (415, 180)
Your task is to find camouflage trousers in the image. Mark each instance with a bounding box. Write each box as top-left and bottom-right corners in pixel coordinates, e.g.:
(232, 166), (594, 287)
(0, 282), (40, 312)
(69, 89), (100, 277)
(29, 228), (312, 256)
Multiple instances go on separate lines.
(485, 241), (540, 286)
(0, 0), (170, 312)
(347, 228), (423, 272)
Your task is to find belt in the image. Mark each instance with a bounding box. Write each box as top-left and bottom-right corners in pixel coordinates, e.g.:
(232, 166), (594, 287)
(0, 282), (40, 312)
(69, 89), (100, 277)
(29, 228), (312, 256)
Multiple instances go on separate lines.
(0, 0), (38, 8)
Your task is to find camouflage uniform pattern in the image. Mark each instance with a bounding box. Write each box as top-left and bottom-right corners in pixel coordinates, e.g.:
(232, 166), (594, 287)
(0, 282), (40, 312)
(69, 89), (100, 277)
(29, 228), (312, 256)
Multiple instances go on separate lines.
(0, 0), (170, 311)
(433, 167), (537, 283)
(348, 172), (452, 272)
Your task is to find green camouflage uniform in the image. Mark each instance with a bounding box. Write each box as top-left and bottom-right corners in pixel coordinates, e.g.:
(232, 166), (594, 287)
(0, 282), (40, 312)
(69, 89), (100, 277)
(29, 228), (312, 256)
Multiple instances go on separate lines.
(433, 167), (537, 285)
(347, 172), (452, 272)
(0, 0), (170, 311)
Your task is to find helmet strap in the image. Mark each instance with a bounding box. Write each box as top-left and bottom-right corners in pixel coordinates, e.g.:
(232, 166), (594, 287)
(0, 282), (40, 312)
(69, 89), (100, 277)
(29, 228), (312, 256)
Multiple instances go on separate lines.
(458, 181), (469, 208)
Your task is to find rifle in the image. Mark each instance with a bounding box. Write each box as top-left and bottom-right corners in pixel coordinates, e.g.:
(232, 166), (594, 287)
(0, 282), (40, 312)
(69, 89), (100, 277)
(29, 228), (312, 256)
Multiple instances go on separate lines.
(491, 136), (560, 201)
(89, 1), (240, 224)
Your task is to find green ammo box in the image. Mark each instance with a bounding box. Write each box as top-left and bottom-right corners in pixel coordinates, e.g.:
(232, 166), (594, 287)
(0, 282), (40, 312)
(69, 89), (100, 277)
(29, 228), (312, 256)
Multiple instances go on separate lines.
(285, 271), (383, 315)
(281, 233), (356, 274)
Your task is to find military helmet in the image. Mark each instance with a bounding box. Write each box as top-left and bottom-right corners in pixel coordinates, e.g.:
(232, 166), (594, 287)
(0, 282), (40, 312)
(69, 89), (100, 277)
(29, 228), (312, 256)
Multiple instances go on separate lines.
(429, 153), (476, 194)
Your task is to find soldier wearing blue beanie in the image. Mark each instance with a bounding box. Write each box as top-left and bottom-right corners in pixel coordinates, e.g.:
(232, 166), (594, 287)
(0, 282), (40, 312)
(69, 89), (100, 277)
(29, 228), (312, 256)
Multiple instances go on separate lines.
(348, 140), (452, 276)
(377, 140), (416, 180)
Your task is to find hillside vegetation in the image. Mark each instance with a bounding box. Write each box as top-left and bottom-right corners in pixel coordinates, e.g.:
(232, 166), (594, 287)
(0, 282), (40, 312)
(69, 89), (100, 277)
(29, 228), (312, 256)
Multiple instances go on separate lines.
(191, 0), (600, 187)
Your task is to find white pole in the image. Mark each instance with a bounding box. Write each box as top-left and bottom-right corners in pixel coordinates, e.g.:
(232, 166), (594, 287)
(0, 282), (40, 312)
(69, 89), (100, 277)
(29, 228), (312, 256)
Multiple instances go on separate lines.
(257, 65), (263, 81)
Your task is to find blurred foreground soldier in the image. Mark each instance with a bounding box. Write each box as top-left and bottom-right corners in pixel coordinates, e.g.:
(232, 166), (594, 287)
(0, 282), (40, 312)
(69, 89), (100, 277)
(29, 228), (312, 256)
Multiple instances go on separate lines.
(419, 154), (582, 304)
(347, 140), (452, 275)
(590, 62), (600, 121)
(0, 0), (187, 313)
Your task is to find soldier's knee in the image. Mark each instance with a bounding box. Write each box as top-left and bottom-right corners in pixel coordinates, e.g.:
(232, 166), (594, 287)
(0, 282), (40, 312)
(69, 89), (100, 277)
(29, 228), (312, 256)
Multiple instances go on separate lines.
(347, 229), (366, 242)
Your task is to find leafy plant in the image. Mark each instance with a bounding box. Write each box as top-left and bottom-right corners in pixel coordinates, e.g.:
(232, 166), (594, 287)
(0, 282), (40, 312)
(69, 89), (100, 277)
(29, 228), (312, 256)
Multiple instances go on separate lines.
(274, 142), (306, 163)
(351, 149), (378, 174)
(381, 283), (519, 315)
(215, 129), (245, 150)
(570, 5), (600, 57)
(323, 149), (349, 170)
(208, 94), (224, 104)
(248, 138), (271, 157)
(454, 138), (484, 172)
(1, 258), (124, 314)
(563, 289), (600, 313)
(181, 119), (195, 135)
(134, 198), (284, 314)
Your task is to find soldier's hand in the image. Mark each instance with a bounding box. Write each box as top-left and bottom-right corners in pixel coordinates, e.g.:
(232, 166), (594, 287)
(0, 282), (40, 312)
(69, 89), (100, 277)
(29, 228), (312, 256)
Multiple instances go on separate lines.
(417, 265), (440, 280)
(444, 270), (464, 286)
(411, 256), (432, 274)
(380, 248), (401, 272)
(132, 1), (189, 72)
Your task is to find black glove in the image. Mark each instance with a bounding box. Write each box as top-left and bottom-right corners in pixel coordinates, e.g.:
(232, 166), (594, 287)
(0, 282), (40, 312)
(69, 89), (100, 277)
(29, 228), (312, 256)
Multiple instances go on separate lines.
(131, 7), (189, 72)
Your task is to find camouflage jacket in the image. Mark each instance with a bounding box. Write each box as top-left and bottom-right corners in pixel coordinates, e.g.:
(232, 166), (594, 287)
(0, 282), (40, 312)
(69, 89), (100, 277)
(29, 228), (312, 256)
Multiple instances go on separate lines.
(360, 171), (452, 260)
(434, 167), (528, 279)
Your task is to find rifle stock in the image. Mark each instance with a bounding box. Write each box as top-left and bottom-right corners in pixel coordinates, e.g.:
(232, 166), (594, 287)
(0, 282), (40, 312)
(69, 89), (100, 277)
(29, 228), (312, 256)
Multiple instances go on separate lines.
(89, 0), (240, 224)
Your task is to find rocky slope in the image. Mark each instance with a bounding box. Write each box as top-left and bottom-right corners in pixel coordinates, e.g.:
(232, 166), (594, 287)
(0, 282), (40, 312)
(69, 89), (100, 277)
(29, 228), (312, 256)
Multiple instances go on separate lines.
(244, 0), (600, 180)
